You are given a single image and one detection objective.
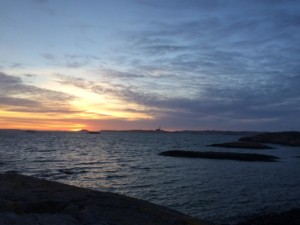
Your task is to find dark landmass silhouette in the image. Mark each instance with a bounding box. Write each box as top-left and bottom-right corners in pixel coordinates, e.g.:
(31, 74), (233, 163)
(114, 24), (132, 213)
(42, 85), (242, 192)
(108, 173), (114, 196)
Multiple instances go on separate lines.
(159, 150), (279, 162)
(207, 141), (273, 149)
(88, 131), (101, 134)
(239, 131), (300, 146)
(100, 129), (169, 133)
(77, 129), (101, 134)
(100, 129), (259, 135)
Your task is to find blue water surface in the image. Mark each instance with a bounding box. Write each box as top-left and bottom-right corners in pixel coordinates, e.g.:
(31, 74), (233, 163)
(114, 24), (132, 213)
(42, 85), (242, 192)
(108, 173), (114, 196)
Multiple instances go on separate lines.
(0, 130), (299, 224)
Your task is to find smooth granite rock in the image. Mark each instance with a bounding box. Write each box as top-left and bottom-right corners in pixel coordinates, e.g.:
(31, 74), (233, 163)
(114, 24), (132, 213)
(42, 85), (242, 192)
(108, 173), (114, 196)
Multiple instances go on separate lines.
(159, 150), (279, 162)
(0, 173), (212, 225)
(239, 131), (300, 146)
(207, 141), (273, 149)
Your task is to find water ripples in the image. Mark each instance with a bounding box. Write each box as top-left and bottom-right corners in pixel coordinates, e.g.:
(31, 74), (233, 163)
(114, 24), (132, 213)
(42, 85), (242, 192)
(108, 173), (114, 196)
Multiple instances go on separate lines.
(0, 131), (300, 224)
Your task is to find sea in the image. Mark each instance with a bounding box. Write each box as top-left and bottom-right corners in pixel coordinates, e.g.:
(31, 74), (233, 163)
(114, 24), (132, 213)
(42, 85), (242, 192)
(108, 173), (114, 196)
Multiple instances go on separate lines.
(0, 130), (299, 224)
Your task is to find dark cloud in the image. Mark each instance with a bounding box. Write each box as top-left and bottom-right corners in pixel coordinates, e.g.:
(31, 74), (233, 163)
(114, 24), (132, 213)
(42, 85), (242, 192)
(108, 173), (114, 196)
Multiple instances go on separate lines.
(125, 0), (300, 76)
(6, 107), (82, 114)
(0, 73), (74, 102)
(0, 96), (40, 107)
(0, 72), (77, 114)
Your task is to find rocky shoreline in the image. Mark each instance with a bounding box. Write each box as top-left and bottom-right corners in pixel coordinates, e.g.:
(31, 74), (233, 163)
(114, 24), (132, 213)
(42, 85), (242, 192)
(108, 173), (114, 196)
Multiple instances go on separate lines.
(1, 173), (299, 225)
(0, 172), (212, 225)
(206, 131), (300, 149)
(239, 131), (300, 146)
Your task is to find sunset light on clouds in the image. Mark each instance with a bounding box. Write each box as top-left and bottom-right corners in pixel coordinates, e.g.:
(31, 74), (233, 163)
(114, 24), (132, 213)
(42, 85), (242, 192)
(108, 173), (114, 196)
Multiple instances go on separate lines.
(1, 0), (300, 131)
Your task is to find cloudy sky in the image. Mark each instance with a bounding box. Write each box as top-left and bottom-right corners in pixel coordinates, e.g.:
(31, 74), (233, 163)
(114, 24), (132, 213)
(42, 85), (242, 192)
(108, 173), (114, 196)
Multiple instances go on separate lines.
(0, 0), (299, 131)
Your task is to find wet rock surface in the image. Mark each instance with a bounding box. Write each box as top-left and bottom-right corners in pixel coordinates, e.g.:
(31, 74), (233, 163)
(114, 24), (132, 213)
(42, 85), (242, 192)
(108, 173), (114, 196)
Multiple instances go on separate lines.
(0, 173), (212, 225)
(207, 141), (273, 149)
(159, 150), (279, 162)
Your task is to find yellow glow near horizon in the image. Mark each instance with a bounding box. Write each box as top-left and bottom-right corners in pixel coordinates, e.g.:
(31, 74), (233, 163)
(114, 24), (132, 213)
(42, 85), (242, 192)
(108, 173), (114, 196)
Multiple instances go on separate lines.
(1, 68), (154, 131)
(0, 113), (88, 131)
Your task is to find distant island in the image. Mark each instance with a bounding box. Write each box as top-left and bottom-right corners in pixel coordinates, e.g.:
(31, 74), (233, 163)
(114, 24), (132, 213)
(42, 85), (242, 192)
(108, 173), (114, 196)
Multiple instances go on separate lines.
(77, 129), (101, 134)
(1, 129), (299, 144)
(159, 150), (279, 162)
(207, 141), (273, 149)
(206, 131), (300, 148)
(239, 131), (300, 146)
(99, 129), (260, 135)
(159, 131), (300, 162)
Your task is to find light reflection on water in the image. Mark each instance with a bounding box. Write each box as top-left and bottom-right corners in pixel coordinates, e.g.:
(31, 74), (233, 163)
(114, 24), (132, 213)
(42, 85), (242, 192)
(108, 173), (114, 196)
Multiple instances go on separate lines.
(0, 130), (300, 224)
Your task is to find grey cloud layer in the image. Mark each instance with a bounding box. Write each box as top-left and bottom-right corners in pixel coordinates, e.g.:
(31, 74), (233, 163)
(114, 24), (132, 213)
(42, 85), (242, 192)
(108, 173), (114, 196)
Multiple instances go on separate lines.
(56, 64), (300, 130)
(4, 0), (299, 130)
(0, 72), (78, 114)
(45, 0), (300, 130)
(103, 0), (300, 130)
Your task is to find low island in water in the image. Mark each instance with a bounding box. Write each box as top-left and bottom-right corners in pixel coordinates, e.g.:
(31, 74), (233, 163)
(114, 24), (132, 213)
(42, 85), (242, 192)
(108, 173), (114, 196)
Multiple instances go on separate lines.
(159, 150), (279, 162)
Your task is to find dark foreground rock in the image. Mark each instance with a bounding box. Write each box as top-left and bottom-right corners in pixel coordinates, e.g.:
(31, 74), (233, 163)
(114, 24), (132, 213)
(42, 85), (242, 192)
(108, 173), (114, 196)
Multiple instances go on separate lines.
(207, 141), (273, 149)
(236, 208), (300, 225)
(159, 150), (279, 162)
(239, 131), (300, 146)
(0, 173), (212, 225)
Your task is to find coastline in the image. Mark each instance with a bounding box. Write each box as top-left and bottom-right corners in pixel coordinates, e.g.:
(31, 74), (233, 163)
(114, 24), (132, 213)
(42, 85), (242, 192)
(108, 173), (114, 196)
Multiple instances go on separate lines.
(1, 173), (300, 225)
(0, 172), (211, 225)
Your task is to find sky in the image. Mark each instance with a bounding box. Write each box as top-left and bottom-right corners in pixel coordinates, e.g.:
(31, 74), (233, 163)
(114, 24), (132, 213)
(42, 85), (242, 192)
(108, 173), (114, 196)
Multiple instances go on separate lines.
(0, 0), (300, 131)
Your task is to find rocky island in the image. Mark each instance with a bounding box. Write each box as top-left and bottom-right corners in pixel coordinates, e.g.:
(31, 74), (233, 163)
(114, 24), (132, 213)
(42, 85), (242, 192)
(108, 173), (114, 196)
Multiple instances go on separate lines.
(239, 131), (300, 146)
(207, 141), (273, 149)
(159, 150), (279, 162)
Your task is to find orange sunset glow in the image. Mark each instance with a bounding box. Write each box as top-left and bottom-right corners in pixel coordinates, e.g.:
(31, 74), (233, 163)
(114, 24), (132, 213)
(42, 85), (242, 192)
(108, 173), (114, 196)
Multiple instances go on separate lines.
(1, 0), (299, 132)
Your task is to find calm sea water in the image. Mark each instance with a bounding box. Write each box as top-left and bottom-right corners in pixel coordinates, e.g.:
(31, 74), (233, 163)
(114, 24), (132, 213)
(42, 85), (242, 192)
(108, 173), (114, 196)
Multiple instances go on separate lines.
(0, 130), (299, 224)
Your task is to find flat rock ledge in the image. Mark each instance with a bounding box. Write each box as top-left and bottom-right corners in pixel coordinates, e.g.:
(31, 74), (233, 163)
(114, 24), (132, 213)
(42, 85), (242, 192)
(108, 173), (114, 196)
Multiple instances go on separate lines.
(0, 173), (212, 225)
(159, 150), (279, 162)
(207, 141), (273, 149)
